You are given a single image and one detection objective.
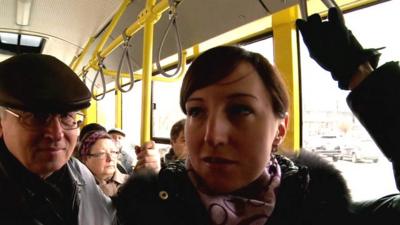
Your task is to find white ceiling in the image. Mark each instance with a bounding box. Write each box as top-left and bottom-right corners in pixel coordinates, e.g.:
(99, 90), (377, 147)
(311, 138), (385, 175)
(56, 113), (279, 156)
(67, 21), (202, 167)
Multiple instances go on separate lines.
(0, 0), (122, 62)
(0, 0), (301, 64)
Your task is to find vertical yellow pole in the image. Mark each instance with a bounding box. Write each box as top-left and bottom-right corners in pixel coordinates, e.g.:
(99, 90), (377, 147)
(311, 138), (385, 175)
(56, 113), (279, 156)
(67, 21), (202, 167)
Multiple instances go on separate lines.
(140, 0), (157, 144)
(115, 89), (123, 128)
(83, 98), (98, 125)
(272, 6), (301, 155)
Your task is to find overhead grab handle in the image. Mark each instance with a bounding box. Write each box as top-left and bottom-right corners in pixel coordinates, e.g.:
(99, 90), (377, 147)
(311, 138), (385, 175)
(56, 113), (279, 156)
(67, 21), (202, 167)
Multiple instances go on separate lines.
(155, 0), (184, 78)
(299, 0), (339, 20)
(91, 53), (107, 101)
(299, 0), (308, 20)
(321, 0), (339, 9)
(116, 29), (135, 93)
(81, 66), (89, 85)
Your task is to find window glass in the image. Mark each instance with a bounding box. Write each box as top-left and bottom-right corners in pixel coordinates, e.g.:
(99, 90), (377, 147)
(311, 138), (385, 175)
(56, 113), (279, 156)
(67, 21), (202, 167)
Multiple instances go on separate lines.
(0, 32), (18, 44)
(122, 81), (142, 147)
(152, 77), (185, 139)
(20, 35), (42, 47)
(96, 90), (115, 131)
(243, 38), (274, 63)
(300, 1), (399, 201)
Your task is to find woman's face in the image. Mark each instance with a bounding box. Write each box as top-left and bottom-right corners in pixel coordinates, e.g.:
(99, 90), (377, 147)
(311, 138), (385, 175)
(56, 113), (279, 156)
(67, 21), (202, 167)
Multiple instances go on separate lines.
(84, 138), (118, 181)
(185, 61), (287, 193)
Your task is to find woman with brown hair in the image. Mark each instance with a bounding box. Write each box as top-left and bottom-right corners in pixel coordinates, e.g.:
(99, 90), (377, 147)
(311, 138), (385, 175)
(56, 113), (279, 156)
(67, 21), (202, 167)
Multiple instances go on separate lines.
(114, 45), (351, 225)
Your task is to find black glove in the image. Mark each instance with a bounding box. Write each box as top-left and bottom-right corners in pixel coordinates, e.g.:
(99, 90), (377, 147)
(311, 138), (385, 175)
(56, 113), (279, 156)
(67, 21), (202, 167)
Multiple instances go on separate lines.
(296, 8), (381, 90)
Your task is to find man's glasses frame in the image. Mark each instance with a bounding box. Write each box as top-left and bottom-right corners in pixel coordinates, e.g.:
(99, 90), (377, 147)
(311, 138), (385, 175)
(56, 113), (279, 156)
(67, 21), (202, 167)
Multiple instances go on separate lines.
(4, 108), (85, 130)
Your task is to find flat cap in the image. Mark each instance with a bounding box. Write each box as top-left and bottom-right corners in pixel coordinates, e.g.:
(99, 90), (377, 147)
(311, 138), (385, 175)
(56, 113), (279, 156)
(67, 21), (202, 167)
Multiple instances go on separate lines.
(0, 53), (91, 113)
(108, 128), (125, 137)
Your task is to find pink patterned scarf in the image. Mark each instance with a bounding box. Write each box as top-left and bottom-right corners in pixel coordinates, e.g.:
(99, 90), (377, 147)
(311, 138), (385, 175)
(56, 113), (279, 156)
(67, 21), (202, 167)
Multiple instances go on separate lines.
(186, 157), (281, 225)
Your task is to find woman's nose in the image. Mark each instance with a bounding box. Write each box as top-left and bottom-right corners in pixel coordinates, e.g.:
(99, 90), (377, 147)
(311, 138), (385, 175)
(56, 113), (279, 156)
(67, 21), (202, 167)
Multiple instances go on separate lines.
(204, 113), (229, 148)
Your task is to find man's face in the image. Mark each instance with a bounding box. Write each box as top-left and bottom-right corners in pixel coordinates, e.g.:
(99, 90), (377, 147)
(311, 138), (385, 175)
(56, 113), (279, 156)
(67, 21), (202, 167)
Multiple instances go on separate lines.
(109, 132), (125, 148)
(171, 130), (187, 159)
(0, 109), (78, 178)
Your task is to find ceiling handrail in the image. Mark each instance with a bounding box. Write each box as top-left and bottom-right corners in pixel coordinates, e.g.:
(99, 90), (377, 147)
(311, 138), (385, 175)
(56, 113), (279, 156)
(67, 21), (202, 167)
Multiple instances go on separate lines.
(299, 0), (339, 20)
(91, 53), (107, 101)
(81, 66), (89, 84)
(155, 0), (184, 78)
(116, 30), (135, 92)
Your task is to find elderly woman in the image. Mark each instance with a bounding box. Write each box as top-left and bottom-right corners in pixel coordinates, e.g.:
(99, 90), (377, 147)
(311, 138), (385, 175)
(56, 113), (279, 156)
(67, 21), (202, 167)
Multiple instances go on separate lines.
(79, 130), (128, 196)
(114, 45), (354, 225)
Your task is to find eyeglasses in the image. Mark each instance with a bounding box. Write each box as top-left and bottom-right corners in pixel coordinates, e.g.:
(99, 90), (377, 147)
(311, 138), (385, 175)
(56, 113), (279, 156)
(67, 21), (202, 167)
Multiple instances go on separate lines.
(86, 150), (121, 159)
(4, 108), (85, 130)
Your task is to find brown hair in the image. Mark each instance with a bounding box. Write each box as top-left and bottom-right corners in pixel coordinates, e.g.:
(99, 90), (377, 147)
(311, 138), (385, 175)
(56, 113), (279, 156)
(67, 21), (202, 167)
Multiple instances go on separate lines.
(170, 119), (186, 142)
(180, 45), (289, 118)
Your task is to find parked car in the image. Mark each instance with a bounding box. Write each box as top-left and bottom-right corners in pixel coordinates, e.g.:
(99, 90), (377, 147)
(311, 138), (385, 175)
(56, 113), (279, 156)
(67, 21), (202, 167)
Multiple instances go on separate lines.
(307, 135), (342, 161)
(340, 139), (379, 163)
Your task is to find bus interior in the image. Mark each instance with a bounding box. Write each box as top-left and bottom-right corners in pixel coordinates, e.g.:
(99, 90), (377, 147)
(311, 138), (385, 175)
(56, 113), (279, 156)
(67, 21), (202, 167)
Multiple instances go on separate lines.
(0, 0), (398, 201)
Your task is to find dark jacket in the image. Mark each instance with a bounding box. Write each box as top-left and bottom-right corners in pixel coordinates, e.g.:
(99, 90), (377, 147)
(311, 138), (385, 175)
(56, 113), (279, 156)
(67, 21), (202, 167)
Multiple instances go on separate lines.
(114, 62), (400, 225)
(346, 61), (400, 224)
(347, 61), (400, 190)
(161, 149), (179, 168)
(0, 139), (116, 225)
(114, 152), (352, 225)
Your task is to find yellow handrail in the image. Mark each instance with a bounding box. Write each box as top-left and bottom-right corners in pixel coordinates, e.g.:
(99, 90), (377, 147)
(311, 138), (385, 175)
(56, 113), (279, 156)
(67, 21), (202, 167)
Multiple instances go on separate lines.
(88, 0), (169, 70)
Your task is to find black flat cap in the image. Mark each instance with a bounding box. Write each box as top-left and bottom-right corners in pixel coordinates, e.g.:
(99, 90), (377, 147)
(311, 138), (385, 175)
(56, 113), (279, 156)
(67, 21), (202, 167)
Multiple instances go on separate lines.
(0, 53), (91, 113)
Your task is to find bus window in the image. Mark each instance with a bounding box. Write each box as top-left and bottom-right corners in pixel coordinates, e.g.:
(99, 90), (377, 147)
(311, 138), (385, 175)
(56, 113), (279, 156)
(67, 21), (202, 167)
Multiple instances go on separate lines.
(152, 74), (185, 140)
(122, 81), (143, 146)
(300, 1), (399, 201)
(242, 37), (274, 64)
(97, 89), (115, 131)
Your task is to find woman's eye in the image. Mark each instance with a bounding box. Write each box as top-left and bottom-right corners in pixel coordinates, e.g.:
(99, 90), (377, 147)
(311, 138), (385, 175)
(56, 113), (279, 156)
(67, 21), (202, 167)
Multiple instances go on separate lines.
(187, 107), (203, 117)
(229, 105), (253, 116)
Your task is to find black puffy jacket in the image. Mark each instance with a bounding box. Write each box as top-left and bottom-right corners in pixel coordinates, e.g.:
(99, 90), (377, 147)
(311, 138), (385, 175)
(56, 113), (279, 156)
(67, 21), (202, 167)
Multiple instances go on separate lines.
(114, 152), (352, 225)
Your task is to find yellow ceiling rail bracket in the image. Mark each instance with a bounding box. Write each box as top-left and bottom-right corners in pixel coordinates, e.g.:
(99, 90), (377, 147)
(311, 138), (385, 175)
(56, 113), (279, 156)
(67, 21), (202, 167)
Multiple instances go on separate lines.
(71, 37), (95, 71)
(100, 0), (169, 60)
(79, 64), (92, 78)
(116, 29), (135, 93)
(92, 65), (143, 80)
(70, 55), (78, 69)
(81, 66), (89, 84)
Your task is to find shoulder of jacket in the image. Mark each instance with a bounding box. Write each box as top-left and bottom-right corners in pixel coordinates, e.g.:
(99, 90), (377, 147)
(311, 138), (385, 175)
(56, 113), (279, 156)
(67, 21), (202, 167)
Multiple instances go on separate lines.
(277, 151), (351, 203)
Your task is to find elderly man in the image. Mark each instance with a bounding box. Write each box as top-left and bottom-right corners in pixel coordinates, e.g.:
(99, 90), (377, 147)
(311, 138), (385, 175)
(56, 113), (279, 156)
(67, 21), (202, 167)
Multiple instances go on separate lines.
(0, 53), (116, 224)
(0, 54), (160, 224)
(108, 128), (135, 174)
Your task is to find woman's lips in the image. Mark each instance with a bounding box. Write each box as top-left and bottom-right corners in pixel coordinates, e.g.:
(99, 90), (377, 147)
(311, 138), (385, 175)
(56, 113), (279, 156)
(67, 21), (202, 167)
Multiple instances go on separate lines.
(203, 156), (236, 164)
